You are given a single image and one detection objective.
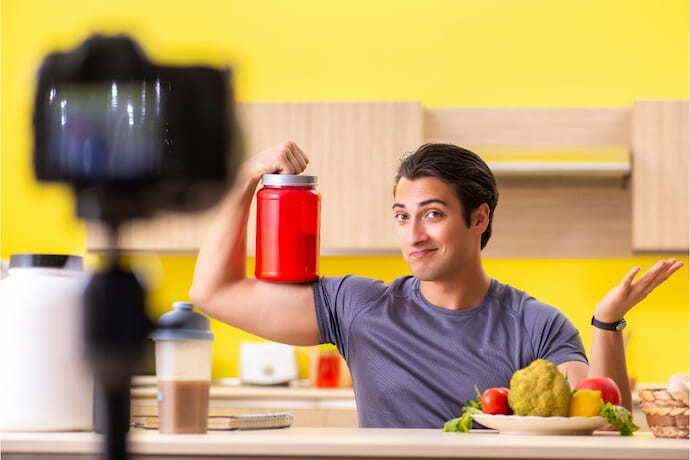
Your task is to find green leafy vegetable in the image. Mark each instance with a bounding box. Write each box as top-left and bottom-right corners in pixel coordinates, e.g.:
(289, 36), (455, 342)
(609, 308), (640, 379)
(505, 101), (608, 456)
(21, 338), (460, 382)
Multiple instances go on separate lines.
(443, 386), (484, 432)
(600, 402), (639, 436)
(443, 417), (462, 432)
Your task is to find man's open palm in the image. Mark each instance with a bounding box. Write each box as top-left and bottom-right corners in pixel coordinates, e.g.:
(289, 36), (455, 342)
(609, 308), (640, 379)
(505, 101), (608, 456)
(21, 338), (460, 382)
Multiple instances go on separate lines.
(595, 259), (684, 323)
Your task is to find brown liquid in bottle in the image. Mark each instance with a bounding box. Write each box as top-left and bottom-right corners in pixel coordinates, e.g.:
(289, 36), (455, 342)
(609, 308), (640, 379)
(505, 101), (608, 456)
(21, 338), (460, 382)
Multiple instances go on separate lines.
(157, 381), (210, 433)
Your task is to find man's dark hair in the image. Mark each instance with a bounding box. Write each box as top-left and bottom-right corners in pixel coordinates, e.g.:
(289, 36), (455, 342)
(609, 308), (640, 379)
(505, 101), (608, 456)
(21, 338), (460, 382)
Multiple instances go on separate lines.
(394, 143), (499, 249)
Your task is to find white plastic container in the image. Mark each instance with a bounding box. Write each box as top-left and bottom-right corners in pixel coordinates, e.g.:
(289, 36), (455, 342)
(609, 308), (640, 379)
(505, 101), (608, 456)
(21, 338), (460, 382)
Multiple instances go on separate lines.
(0, 254), (93, 431)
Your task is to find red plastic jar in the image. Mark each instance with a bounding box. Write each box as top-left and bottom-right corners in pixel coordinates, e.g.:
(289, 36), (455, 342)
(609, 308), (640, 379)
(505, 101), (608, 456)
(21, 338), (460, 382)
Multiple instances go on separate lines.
(255, 174), (320, 282)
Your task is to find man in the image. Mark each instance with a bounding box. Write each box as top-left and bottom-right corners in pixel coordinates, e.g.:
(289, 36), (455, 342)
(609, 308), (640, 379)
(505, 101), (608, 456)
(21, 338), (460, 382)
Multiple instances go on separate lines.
(190, 141), (683, 428)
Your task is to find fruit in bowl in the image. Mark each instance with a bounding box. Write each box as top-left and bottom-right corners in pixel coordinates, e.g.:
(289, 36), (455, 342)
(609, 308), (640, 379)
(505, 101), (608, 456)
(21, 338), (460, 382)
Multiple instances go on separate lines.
(481, 387), (512, 415)
(574, 377), (621, 406)
(443, 359), (638, 435)
(568, 389), (604, 417)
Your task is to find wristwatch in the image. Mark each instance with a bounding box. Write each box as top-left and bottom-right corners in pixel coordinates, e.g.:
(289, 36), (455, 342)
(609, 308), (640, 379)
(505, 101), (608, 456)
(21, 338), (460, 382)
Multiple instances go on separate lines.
(591, 316), (627, 331)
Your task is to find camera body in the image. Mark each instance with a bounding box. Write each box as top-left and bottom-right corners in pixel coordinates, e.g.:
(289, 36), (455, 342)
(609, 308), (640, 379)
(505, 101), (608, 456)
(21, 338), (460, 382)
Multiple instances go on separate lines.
(33, 34), (238, 222)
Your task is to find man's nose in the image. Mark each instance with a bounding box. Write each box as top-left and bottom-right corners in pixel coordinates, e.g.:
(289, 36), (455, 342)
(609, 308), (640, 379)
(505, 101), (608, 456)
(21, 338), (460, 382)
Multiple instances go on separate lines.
(407, 217), (429, 245)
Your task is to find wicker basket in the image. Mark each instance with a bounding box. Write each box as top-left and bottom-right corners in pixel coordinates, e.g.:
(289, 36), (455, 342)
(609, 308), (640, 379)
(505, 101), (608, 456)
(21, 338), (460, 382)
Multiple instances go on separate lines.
(638, 388), (689, 439)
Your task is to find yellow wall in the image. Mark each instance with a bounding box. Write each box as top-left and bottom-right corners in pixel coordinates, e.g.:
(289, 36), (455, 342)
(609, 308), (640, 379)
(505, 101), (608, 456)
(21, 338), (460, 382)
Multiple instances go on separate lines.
(134, 255), (688, 383)
(2, 1), (688, 383)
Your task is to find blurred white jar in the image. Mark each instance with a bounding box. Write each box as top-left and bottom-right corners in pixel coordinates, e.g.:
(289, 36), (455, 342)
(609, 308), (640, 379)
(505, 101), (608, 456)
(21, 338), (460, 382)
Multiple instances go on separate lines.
(0, 254), (93, 431)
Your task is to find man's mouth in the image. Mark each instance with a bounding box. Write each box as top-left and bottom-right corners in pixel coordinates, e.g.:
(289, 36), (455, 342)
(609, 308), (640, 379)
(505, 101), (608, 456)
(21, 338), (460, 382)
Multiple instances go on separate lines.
(409, 248), (437, 259)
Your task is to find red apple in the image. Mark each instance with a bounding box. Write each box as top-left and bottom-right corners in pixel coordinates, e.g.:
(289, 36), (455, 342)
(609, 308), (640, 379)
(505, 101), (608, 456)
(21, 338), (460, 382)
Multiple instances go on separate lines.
(575, 377), (621, 406)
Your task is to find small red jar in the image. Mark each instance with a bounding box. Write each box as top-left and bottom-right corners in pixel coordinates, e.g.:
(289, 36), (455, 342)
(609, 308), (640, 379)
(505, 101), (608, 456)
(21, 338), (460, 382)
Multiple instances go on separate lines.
(316, 351), (340, 388)
(255, 174), (320, 282)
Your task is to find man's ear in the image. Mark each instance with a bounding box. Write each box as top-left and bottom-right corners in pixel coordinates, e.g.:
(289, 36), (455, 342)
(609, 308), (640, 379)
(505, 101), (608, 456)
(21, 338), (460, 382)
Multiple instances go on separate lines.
(471, 203), (490, 233)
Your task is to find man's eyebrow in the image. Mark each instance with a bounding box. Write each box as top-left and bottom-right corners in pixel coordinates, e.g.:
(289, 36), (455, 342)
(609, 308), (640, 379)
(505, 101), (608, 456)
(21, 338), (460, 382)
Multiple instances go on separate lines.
(392, 198), (448, 210)
(419, 198), (448, 207)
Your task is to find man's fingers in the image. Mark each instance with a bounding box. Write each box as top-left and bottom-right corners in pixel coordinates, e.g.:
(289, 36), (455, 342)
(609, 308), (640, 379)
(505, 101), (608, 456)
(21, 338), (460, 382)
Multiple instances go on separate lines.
(293, 143), (310, 169)
(293, 147), (308, 171)
(633, 260), (668, 287)
(280, 142), (300, 174)
(627, 260), (668, 300)
(284, 142), (303, 170)
(636, 259), (681, 298)
(275, 158), (294, 174)
(655, 261), (684, 286)
(285, 141), (306, 172)
(621, 266), (640, 287)
(641, 260), (684, 297)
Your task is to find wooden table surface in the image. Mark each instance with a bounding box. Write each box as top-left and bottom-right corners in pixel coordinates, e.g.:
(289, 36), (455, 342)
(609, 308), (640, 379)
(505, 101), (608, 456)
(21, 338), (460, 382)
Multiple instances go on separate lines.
(2, 428), (688, 460)
(131, 385), (355, 401)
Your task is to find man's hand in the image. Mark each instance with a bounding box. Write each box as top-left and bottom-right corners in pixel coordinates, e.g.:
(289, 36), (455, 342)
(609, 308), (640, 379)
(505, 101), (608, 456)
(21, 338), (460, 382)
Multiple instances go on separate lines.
(240, 141), (309, 182)
(594, 258), (684, 323)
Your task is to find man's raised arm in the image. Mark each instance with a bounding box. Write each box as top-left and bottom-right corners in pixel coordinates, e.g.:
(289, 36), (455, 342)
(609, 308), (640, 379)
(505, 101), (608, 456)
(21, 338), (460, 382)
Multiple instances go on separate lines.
(560, 259), (684, 410)
(189, 142), (321, 346)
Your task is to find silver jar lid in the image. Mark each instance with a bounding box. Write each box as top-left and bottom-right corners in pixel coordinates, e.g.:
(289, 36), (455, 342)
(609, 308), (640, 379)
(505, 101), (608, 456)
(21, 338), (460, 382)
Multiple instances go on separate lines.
(261, 174), (317, 186)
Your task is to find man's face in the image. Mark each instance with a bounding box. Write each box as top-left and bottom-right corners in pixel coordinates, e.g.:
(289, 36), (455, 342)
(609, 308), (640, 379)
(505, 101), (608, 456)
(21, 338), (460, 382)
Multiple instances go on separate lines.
(393, 176), (481, 281)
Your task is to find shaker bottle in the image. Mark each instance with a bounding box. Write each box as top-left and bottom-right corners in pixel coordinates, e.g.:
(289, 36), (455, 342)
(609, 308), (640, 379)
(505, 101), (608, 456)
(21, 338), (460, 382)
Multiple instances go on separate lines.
(151, 302), (213, 434)
(255, 174), (320, 282)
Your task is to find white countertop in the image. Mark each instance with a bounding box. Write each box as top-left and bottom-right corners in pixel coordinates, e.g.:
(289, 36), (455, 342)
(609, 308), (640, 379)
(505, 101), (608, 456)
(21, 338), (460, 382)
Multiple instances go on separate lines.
(131, 384), (355, 401)
(2, 428), (688, 459)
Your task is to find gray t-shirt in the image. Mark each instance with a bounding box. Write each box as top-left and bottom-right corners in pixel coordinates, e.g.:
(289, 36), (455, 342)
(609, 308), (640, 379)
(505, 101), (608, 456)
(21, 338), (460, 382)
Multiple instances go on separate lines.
(311, 275), (587, 428)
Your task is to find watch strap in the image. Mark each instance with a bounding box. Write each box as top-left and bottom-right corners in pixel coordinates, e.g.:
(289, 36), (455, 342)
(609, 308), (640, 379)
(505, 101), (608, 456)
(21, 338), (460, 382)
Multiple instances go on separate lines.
(591, 316), (626, 331)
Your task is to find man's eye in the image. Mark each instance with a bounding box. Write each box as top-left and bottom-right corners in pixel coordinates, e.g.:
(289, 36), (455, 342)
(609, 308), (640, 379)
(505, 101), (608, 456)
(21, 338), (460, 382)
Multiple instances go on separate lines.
(426, 210), (442, 219)
(394, 214), (408, 222)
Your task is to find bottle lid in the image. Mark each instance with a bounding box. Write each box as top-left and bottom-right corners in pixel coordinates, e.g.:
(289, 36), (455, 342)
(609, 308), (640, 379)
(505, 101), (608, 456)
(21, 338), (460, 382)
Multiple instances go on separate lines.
(261, 174), (317, 186)
(9, 254), (83, 271)
(151, 302), (214, 341)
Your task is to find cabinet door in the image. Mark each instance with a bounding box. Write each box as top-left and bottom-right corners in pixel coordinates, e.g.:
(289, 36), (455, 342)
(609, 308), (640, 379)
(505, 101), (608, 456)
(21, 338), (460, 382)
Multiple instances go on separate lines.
(86, 102), (423, 253)
(632, 101), (689, 251)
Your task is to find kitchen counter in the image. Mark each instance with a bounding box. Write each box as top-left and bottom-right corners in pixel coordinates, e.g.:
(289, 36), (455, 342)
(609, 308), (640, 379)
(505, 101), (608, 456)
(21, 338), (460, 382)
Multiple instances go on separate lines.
(131, 384), (358, 427)
(131, 382), (654, 430)
(131, 384), (355, 402)
(2, 428), (688, 460)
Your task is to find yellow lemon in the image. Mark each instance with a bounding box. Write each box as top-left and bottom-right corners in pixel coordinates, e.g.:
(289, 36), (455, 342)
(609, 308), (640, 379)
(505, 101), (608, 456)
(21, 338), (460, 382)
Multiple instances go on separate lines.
(568, 389), (604, 417)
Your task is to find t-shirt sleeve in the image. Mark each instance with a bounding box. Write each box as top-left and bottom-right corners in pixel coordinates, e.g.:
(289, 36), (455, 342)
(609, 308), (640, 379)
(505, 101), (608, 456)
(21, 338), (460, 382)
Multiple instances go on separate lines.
(311, 275), (386, 359)
(524, 298), (589, 366)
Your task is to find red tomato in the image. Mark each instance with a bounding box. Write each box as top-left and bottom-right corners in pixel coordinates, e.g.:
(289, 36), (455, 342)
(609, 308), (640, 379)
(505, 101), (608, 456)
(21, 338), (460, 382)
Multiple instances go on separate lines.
(574, 377), (622, 406)
(481, 387), (513, 415)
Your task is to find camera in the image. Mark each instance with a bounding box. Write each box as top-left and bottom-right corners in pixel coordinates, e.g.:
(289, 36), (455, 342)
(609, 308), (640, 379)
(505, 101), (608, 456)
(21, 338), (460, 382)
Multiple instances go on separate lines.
(32, 34), (240, 459)
(33, 34), (239, 222)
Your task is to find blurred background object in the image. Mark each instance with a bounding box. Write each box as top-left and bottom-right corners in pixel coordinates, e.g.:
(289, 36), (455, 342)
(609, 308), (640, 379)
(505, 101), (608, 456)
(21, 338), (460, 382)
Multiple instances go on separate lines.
(0, 254), (91, 432)
(239, 342), (298, 386)
(28, 33), (239, 458)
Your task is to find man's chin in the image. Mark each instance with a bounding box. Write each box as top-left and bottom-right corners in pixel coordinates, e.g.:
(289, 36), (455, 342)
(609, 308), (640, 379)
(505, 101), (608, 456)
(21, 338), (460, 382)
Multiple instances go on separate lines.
(414, 273), (436, 281)
(408, 263), (442, 281)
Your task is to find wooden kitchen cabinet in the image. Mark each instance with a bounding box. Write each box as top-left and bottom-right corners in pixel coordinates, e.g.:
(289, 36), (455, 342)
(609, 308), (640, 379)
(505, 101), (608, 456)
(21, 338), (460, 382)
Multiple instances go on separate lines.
(86, 102), (423, 253)
(425, 106), (634, 258)
(632, 101), (689, 251)
(86, 101), (688, 256)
